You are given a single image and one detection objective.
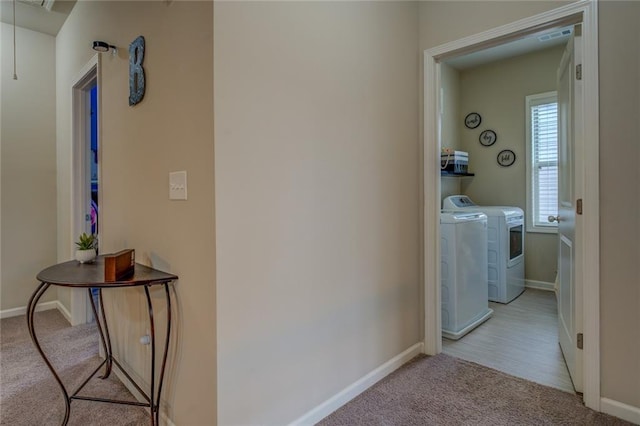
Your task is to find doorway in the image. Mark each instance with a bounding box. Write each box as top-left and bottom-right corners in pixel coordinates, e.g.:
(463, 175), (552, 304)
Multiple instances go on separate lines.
(422, 1), (600, 410)
(70, 54), (101, 326)
(437, 29), (572, 393)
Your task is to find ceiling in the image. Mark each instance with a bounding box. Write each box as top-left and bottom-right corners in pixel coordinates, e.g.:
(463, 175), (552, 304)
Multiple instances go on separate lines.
(0, 2), (571, 70)
(0, 0), (76, 36)
(444, 25), (573, 70)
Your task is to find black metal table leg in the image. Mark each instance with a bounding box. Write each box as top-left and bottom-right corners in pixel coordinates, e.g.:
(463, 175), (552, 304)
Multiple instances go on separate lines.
(27, 282), (71, 426)
(98, 289), (113, 378)
(31, 259), (177, 425)
(87, 288), (113, 379)
(155, 283), (172, 426)
(144, 285), (157, 426)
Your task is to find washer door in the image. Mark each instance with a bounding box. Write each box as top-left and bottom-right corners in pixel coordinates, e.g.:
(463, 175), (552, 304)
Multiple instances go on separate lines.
(507, 221), (523, 267)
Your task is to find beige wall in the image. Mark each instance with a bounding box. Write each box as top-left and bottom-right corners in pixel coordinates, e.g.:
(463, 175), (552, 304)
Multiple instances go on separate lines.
(214, 2), (419, 424)
(457, 46), (564, 284)
(1, 24), (57, 311)
(6, 1), (637, 422)
(56, 2), (215, 424)
(420, 0), (640, 410)
(419, 1), (571, 50)
(440, 63), (461, 151)
(440, 63), (463, 202)
(598, 0), (640, 408)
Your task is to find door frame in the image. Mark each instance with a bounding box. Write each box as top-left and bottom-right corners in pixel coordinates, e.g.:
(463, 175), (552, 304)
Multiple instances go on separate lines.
(422, 0), (600, 410)
(70, 54), (101, 326)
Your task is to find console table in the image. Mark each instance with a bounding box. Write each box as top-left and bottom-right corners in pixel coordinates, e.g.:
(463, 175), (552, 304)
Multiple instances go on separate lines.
(27, 257), (178, 426)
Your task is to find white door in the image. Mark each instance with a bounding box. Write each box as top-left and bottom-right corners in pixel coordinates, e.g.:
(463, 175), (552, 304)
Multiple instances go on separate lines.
(555, 28), (583, 392)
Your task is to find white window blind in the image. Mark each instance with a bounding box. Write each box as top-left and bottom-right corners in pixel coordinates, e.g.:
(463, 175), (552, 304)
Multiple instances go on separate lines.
(526, 92), (558, 232)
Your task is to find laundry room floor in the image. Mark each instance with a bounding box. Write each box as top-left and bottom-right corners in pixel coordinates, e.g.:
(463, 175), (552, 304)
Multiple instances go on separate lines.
(442, 288), (575, 393)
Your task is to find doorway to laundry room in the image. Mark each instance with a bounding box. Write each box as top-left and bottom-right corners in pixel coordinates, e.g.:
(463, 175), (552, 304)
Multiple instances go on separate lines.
(436, 26), (577, 394)
(424, 1), (601, 408)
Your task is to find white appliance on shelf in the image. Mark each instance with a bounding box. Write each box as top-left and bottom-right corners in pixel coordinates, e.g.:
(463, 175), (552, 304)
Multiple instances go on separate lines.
(440, 211), (493, 340)
(443, 195), (525, 304)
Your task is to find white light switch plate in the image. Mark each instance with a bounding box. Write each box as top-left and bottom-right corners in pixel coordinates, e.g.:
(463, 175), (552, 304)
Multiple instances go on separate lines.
(169, 171), (187, 200)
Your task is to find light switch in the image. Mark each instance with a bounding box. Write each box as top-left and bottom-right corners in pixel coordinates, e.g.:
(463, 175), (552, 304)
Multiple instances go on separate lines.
(169, 171), (187, 200)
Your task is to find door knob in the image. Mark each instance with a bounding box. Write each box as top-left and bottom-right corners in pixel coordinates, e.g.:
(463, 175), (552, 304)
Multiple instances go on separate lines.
(548, 215), (560, 223)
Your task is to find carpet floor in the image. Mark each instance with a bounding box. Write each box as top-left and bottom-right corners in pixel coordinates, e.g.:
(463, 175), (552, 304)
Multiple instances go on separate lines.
(0, 310), (149, 425)
(319, 354), (633, 426)
(2, 311), (634, 425)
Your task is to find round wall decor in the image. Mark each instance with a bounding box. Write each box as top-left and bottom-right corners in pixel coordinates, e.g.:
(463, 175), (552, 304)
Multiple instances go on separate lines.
(497, 149), (516, 167)
(464, 112), (481, 129)
(479, 129), (497, 147)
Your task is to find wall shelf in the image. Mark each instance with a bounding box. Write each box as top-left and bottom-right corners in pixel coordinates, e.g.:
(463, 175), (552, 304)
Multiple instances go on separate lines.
(441, 171), (475, 177)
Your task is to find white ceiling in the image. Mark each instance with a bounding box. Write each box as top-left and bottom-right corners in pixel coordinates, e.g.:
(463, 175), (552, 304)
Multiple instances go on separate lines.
(444, 25), (573, 70)
(0, 2), (571, 70)
(0, 0), (76, 36)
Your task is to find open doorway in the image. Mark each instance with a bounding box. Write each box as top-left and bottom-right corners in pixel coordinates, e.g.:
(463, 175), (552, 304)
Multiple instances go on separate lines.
(70, 54), (101, 325)
(437, 28), (572, 393)
(422, 1), (600, 410)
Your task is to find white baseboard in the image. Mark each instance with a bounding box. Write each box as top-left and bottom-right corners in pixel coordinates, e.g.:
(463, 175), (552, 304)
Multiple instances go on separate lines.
(113, 367), (175, 426)
(601, 397), (640, 425)
(57, 301), (72, 323)
(525, 279), (555, 292)
(160, 411), (176, 426)
(0, 300), (59, 319)
(289, 342), (424, 426)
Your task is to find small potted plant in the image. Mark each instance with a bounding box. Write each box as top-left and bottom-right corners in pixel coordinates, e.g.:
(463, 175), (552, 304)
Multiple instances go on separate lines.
(75, 232), (98, 264)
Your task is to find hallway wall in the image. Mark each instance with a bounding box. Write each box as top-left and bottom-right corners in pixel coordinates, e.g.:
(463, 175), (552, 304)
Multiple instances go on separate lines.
(0, 23), (57, 312)
(214, 2), (420, 424)
(55, 2), (215, 424)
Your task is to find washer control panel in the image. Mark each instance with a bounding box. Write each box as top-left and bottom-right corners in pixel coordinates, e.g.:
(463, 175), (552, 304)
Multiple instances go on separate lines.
(443, 195), (477, 209)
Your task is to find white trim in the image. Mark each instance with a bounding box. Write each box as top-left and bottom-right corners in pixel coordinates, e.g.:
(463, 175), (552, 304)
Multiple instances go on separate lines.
(57, 300), (73, 323)
(0, 301), (72, 323)
(524, 279), (555, 292)
(423, 50), (442, 357)
(578, 0), (600, 410)
(70, 54), (100, 327)
(423, 0), (600, 411)
(289, 342), (424, 426)
(600, 398), (640, 425)
(113, 365), (175, 426)
(113, 368), (147, 405)
(425, 2), (584, 60)
(0, 301), (58, 319)
(160, 412), (177, 426)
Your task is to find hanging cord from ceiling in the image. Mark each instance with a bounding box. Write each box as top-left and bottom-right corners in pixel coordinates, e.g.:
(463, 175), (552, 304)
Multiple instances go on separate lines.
(13, 0), (18, 80)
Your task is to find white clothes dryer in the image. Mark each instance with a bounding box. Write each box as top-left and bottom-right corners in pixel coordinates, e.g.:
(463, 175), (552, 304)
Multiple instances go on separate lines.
(440, 211), (493, 340)
(443, 195), (525, 304)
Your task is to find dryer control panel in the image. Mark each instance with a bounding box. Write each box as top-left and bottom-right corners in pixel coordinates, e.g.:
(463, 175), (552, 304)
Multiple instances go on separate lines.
(443, 195), (477, 209)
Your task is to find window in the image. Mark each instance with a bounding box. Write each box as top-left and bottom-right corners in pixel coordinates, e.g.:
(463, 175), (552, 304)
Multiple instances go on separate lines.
(526, 92), (558, 233)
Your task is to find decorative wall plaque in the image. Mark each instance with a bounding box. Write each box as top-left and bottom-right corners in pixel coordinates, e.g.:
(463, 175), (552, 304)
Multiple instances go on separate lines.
(479, 129), (497, 147)
(497, 149), (516, 167)
(129, 36), (145, 106)
(464, 112), (481, 129)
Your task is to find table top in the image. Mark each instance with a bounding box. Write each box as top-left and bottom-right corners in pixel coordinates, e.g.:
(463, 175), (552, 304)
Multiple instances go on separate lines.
(36, 257), (178, 288)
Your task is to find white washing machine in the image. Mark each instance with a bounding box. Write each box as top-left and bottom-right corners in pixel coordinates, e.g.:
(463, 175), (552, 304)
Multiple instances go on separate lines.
(443, 195), (525, 304)
(440, 211), (493, 340)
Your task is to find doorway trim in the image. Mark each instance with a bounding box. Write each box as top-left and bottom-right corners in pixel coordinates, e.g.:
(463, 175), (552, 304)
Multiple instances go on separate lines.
(70, 54), (101, 326)
(422, 0), (599, 410)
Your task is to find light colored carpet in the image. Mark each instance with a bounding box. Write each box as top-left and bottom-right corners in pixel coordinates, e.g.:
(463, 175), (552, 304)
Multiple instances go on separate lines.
(319, 354), (633, 425)
(0, 309), (149, 425)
